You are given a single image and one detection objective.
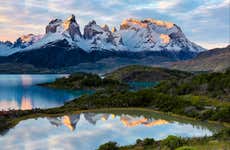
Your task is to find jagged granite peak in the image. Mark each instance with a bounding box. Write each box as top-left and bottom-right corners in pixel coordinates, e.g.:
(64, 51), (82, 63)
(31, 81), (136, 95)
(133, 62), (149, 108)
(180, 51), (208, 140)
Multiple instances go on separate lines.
(63, 14), (82, 39)
(83, 20), (104, 39)
(80, 20), (121, 51)
(45, 19), (62, 33)
(45, 14), (81, 40)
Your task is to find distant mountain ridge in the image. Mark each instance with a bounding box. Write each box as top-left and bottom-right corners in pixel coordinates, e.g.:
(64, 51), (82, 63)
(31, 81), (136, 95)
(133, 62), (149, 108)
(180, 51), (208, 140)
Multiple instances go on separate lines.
(0, 14), (204, 55)
(170, 45), (230, 72)
(0, 14), (206, 71)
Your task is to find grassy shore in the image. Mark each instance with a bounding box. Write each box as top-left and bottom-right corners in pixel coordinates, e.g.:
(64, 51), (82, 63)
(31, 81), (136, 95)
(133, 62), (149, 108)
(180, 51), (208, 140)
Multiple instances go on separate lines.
(98, 128), (230, 150)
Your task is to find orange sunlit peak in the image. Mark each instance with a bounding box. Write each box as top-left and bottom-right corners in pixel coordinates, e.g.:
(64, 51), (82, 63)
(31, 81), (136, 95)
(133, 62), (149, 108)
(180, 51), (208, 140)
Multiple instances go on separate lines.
(146, 18), (174, 29)
(121, 18), (148, 28)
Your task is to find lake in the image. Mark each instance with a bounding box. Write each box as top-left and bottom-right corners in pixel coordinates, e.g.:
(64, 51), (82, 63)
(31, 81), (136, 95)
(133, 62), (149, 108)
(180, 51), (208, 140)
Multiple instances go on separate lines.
(0, 74), (92, 110)
(0, 109), (222, 150)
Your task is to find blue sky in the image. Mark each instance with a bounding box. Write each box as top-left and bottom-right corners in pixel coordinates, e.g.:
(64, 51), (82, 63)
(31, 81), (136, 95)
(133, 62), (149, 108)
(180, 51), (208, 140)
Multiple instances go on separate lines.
(0, 0), (229, 49)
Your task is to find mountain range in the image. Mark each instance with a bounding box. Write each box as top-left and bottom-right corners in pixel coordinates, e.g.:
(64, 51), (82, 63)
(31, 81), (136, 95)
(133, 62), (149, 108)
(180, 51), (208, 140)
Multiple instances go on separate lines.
(0, 14), (228, 73)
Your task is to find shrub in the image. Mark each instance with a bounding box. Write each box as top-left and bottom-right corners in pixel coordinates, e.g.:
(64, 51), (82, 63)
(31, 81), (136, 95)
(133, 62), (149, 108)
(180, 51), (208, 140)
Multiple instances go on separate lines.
(97, 141), (119, 150)
(162, 135), (186, 150)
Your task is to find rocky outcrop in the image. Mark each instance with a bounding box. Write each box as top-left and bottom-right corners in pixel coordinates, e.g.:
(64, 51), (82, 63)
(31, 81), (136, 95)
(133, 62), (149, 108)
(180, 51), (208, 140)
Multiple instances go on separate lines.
(83, 20), (103, 39)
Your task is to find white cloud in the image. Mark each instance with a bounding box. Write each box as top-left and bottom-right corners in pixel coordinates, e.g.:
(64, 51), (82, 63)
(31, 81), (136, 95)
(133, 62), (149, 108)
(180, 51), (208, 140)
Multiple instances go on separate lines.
(195, 42), (229, 49)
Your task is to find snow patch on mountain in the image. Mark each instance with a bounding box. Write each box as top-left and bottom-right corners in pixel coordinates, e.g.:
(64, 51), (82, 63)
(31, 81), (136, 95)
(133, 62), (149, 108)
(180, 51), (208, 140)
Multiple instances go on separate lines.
(0, 15), (205, 56)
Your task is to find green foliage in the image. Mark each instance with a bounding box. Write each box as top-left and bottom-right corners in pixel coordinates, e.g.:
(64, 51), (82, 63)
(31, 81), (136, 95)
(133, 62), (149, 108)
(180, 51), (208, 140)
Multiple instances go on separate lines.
(97, 141), (119, 150)
(155, 71), (230, 101)
(136, 138), (155, 146)
(42, 72), (128, 90)
(162, 135), (187, 150)
(65, 84), (229, 122)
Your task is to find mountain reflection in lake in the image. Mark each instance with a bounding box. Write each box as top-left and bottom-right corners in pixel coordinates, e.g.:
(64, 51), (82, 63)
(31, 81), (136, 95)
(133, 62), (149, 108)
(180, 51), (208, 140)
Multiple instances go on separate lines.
(0, 74), (92, 110)
(0, 111), (217, 150)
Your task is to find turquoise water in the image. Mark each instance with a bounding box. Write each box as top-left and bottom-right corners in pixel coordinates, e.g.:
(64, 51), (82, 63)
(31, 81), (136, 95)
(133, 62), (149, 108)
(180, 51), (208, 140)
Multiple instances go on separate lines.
(0, 74), (92, 110)
(0, 110), (220, 150)
(128, 81), (158, 90)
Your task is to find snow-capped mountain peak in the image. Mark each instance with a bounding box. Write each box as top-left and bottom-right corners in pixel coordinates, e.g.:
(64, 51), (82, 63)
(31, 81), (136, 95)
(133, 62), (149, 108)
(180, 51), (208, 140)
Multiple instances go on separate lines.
(0, 15), (205, 56)
(46, 14), (81, 41)
(118, 18), (204, 52)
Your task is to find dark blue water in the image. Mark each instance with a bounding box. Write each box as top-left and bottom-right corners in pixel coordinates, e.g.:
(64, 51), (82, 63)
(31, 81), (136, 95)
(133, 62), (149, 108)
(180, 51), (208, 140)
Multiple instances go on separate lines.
(0, 75), (92, 110)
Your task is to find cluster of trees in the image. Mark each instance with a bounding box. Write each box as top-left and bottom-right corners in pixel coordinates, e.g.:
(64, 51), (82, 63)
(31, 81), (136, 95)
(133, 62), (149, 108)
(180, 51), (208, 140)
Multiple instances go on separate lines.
(156, 70), (230, 101)
(42, 72), (127, 90)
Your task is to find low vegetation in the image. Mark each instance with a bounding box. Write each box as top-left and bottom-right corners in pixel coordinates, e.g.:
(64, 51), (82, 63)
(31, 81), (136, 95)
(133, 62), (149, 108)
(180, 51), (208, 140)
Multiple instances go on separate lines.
(156, 69), (230, 101)
(105, 65), (192, 82)
(64, 89), (230, 123)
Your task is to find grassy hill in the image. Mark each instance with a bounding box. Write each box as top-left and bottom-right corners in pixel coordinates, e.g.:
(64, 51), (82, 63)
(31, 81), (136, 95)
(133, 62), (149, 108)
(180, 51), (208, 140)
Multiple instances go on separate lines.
(105, 65), (192, 82)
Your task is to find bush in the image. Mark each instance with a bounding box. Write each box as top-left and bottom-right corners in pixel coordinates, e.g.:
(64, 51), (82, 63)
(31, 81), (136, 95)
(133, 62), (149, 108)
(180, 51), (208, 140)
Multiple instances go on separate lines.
(97, 141), (119, 150)
(162, 135), (187, 150)
(143, 138), (155, 145)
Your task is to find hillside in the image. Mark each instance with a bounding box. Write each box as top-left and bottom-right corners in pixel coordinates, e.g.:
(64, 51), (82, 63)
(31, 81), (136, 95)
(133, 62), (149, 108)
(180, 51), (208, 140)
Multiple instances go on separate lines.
(156, 69), (230, 101)
(105, 65), (192, 82)
(66, 70), (230, 122)
(170, 45), (230, 72)
(41, 72), (127, 90)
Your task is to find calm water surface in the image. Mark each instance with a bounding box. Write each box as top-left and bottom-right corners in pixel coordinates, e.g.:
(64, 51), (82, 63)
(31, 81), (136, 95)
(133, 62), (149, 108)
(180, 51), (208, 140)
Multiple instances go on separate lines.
(0, 74), (92, 110)
(0, 110), (221, 150)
